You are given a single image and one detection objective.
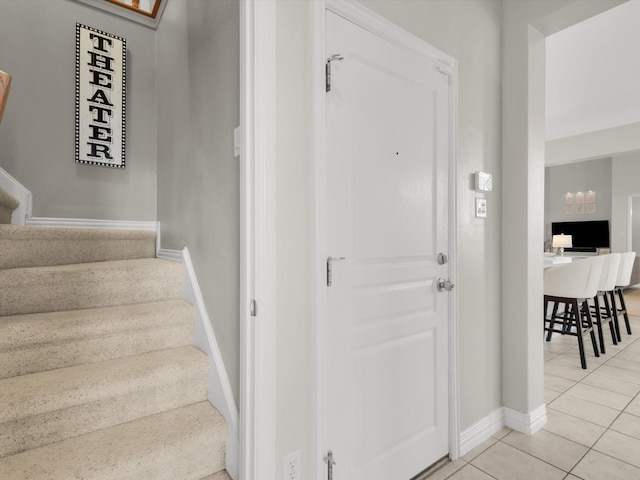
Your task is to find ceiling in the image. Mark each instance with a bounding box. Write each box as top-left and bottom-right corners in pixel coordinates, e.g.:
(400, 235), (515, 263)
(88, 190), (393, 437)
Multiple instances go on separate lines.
(546, 0), (640, 141)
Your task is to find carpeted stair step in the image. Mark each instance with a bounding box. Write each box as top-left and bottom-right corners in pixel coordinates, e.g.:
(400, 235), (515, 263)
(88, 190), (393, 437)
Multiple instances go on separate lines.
(0, 258), (183, 316)
(0, 346), (209, 457)
(0, 224), (156, 269)
(0, 400), (227, 480)
(0, 300), (196, 378)
(0, 189), (19, 225)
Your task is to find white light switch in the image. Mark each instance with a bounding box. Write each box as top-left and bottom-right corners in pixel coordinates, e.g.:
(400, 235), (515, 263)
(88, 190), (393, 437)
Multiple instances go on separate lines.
(475, 198), (487, 218)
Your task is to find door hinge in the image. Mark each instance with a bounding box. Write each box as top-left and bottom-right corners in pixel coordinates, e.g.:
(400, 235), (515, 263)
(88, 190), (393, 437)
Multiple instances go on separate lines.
(326, 256), (346, 287)
(323, 450), (336, 480)
(325, 54), (344, 92)
(250, 299), (257, 317)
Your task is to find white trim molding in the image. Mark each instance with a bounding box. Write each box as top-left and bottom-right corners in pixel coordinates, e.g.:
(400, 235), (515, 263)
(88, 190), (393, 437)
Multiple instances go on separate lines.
(0, 165), (33, 225)
(459, 408), (504, 457)
(504, 404), (547, 436)
(239, 0), (277, 478)
(159, 247), (240, 480)
(25, 217), (158, 231)
(459, 404), (546, 457)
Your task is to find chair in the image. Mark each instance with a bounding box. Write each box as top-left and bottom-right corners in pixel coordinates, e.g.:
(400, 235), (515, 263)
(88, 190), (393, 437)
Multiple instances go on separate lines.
(544, 256), (605, 369)
(590, 253), (621, 354)
(614, 251), (636, 339)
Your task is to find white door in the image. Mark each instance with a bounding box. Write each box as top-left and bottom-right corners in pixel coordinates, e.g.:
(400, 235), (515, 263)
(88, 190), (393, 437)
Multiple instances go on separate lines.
(325, 10), (451, 480)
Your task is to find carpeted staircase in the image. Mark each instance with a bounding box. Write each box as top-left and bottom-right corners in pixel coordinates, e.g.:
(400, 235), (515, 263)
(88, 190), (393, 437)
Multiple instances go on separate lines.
(0, 201), (230, 478)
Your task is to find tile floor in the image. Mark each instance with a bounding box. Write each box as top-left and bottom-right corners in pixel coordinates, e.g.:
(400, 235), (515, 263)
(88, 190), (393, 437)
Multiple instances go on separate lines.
(429, 313), (640, 480)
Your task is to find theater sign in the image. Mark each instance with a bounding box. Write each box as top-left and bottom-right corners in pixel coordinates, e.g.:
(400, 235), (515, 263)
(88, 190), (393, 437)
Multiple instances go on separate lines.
(75, 24), (126, 169)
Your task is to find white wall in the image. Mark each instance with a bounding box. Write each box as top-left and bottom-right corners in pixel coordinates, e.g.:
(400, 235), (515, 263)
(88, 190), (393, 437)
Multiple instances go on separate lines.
(546, 0), (640, 141)
(156, 0), (240, 404)
(0, 0), (157, 220)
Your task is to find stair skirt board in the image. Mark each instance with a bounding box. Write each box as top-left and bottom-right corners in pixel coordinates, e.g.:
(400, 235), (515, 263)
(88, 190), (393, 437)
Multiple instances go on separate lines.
(158, 247), (239, 480)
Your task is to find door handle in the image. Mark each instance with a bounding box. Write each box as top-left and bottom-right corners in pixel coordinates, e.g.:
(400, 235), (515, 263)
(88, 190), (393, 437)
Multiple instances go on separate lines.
(437, 278), (454, 292)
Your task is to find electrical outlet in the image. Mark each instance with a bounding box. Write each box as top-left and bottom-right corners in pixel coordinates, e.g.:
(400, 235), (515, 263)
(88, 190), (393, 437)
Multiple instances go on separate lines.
(283, 450), (301, 480)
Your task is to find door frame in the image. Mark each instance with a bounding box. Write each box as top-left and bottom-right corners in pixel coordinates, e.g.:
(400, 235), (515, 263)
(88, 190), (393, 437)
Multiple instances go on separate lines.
(239, 0), (277, 478)
(312, 1), (461, 476)
(627, 194), (640, 252)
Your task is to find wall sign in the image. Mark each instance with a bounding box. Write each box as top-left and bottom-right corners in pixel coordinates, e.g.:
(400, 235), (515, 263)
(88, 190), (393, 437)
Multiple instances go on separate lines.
(75, 24), (126, 168)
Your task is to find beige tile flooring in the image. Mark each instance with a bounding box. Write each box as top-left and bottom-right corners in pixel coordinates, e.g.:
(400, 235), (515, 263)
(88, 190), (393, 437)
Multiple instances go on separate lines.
(429, 314), (640, 480)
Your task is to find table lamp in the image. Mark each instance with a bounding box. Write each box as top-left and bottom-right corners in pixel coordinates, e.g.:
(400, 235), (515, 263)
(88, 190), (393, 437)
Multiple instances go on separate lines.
(552, 234), (572, 256)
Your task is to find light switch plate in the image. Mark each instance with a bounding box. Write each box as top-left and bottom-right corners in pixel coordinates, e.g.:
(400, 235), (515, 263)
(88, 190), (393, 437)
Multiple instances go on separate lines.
(475, 198), (487, 218)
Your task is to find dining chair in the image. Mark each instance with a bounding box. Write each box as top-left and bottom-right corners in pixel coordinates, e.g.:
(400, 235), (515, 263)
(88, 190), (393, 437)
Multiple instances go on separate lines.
(590, 253), (621, 354)
(544, 255), (605, 369)
(614, 251), (636, 339)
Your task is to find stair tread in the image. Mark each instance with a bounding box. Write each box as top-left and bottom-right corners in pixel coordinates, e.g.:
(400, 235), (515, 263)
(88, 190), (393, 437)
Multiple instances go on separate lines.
(0, 224), (155, 241)
(0, 346), (208, 424)
(0, 401), (227, 480)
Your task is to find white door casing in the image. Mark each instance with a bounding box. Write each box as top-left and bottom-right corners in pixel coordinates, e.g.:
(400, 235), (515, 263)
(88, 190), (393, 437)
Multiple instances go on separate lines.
(322, 8), (457, 479)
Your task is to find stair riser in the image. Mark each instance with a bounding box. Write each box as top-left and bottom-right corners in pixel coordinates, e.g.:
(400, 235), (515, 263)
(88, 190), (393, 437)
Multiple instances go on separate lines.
(0, 377), (207, 457)
(0, 225), (157, 269)
(0, 238), (156, 270)
(0, 260), (183, 316)
(0, 323), (193, 379)
(0, 301), (195, 351)
(0, 402), (227, 480)
(0, 207), (12, 225)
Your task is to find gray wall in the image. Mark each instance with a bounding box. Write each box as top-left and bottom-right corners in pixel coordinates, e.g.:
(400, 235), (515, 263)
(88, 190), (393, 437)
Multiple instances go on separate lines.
(612, 151), (640, 252)
(0, 0), (157, 220)
(156, 0), (240, 404)
(544, 158), (612, 244)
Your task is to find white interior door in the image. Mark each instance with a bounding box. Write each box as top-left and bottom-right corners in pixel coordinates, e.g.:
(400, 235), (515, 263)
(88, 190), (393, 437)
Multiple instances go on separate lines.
(325, 10), (451, 480)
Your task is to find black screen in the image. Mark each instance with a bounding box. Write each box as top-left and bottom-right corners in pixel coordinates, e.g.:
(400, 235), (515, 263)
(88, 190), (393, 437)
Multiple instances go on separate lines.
(551, 220), (610, 252)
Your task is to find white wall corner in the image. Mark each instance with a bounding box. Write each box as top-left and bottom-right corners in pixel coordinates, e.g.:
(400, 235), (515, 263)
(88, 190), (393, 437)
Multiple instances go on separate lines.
(503, 404), (547, 436)
(459, 408), (504, 457)
(159, 247), (240, 480)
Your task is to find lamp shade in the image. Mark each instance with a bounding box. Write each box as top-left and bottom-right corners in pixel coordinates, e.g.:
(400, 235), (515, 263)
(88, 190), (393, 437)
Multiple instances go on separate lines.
(552, 234), (573, 249)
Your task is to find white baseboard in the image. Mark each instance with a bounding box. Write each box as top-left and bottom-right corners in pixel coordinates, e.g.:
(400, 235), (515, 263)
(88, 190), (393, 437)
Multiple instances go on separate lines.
(459, 404), (548, 457)
(0, 166), (32, 225)
(504, 404), (547, 436)
(25, 217), (159, 230)
(459, 408), (504, 456)
(159, 247), (239, 480)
